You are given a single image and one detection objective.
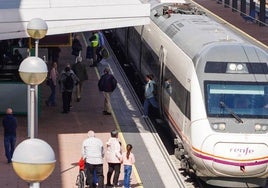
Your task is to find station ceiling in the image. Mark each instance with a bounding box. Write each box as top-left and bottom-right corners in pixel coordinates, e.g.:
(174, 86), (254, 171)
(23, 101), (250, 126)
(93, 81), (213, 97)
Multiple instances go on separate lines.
(0, 0), (150, 40)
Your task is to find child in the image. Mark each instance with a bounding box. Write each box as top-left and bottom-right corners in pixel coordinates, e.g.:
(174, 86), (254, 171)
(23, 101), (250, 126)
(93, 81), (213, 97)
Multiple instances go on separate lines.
(122, 144), (135, 188)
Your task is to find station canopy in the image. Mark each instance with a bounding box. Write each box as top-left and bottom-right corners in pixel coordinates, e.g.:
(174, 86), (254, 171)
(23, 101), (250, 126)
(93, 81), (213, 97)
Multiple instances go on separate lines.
(0, 0), (150, 40)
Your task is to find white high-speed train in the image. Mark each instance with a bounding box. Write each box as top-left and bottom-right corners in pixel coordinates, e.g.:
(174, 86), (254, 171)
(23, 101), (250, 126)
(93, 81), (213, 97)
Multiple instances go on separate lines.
(112, 0), (268, 187)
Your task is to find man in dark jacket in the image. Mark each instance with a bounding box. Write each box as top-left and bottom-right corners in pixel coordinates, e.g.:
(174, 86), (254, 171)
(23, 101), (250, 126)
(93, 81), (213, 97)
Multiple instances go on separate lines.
(72, 56), (88, 102)
(2, 108), (17, 163)
(98, 67), (117, 115)
(59, 65), (79, 113)
(72, 35), (82, 59)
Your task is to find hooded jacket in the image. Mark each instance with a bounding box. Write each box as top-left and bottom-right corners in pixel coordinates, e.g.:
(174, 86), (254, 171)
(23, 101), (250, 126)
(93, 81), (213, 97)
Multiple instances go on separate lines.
(106, 137), (122, 163)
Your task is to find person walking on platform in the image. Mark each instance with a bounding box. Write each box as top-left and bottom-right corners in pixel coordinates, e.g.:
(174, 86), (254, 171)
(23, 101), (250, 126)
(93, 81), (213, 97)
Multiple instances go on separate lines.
(122, 144), (135, 188)
(2, 108), (17, 164)
(98, 67), (117, 115)
(72, 34), (82, 59)
(82, 130), (104, 188)
(59, 64), (79, 113)
(106, 130), (122, 187)
(96, 31), (105, 63)
(89, 31), (99, 67)
(142, 74), (158, 118)
(72, 56), (88, 102)
(46, 62), (59, 106)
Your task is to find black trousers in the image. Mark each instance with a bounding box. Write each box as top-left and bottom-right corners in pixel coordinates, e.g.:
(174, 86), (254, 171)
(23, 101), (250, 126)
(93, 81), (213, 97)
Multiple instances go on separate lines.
(107, 163), (121, 186)
(86, 163), (104, 188)
(62, 91), (72, 112)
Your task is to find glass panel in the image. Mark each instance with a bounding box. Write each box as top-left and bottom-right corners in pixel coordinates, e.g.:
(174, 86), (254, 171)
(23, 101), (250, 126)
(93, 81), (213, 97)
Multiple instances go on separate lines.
(206, 82), (268, 118)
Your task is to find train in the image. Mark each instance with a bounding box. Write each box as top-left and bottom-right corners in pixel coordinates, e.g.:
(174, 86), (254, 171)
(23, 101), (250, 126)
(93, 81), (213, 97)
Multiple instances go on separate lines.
(109, 0), (268, 187)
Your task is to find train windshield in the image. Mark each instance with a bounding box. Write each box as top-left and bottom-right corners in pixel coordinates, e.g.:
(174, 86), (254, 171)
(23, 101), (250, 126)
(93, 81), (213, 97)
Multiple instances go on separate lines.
(206, 82), (268, 118)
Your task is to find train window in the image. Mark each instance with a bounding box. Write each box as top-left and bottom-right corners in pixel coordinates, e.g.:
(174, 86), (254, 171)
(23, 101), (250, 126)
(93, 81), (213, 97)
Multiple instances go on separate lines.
(128, 27), (140, 50)
(141, 40), (160, 79)
(205, 61), (268, 74)
(205, 61), (227, 73)
(205, 81), (268, 118)
(164, 78), (172, 95)
(164, 68), (190, 119)
(247, 63), (268, 74)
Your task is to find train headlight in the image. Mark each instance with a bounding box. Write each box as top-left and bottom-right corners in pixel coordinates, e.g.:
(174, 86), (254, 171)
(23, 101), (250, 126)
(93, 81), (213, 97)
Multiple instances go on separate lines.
(262, 126), (267, 131)
(255, 124), (262, 131)
(212, 124), (218, 129)
(212, 123), (226, 131)
(226, 63), (248, 73)
(255, 124), (268, 132)
(219, 123), (226, 130)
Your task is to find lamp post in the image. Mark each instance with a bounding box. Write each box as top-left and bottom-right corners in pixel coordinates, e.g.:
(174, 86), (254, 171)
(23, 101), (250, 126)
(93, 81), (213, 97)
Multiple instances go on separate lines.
(12, 139), (56, 188)
(27, 18), (48, 57)
(18, 56), (48, 138)
(26, 18), (48, 137)
(14, 18), (55, 188)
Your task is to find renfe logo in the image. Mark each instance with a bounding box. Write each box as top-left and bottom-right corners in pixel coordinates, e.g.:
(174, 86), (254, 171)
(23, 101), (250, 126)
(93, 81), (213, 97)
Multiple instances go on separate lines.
(229, 147), (254, 156)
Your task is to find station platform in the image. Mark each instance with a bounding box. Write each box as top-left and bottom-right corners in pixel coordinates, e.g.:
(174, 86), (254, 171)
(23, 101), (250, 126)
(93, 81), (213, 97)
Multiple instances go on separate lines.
(193, 0), (268, 48)
(0, 32), (183, 188)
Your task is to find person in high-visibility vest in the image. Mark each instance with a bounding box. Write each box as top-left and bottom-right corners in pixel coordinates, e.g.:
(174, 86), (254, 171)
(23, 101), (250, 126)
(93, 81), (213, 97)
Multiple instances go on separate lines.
(96, 31), (105, 62)
(89, 31), (99, 67)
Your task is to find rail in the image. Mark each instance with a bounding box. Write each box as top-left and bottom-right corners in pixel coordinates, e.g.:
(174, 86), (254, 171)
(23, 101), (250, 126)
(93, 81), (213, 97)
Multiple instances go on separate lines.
(217, 0), (268, 26)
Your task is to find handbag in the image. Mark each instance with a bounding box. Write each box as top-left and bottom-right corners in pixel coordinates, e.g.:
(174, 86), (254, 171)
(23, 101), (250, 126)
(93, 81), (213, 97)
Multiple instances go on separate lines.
(100, 47), (109, 59)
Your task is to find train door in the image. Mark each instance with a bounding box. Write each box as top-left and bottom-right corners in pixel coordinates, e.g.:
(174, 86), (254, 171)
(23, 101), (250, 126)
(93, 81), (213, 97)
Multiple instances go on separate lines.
(138, 26), (144, 72)
(159, 45), (167, 115)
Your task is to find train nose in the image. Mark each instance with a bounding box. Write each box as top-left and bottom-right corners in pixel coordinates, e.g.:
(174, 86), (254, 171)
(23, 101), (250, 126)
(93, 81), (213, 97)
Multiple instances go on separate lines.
(210, 142), (268, 176)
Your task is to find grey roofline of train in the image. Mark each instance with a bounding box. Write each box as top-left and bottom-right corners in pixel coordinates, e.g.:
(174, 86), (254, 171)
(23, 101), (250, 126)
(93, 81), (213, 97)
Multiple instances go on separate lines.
(149, 1), (251, 58)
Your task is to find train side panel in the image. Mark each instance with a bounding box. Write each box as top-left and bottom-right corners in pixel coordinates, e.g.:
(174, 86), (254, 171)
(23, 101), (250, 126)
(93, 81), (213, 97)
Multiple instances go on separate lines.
(113, 0), (268, 186)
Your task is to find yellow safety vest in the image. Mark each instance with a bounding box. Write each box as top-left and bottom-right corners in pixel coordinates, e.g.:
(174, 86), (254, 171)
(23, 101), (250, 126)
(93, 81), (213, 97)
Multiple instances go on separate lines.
(91, 33), (99, 47)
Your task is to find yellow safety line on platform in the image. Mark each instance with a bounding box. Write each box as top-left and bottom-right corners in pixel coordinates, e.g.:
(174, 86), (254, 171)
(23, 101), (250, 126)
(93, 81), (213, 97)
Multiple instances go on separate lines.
(82, 31), (143, 187)
(95, 66), (144, 188)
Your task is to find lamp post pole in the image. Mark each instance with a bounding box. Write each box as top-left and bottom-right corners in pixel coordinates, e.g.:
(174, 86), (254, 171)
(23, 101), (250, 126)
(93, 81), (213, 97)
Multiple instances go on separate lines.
(26, 18), (48, 138)
(18, 56), (48, 188)
(24, 18), (48, 187)
(34, 39), (39, 138)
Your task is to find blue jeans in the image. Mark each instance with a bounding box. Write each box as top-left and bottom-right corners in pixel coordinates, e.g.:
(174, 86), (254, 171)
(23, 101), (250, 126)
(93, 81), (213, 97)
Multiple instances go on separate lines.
(143, 97), (158, 116)
(124, 165), (132, 188)
(4, 136), (16, 163)
(48, 84), (56, 105)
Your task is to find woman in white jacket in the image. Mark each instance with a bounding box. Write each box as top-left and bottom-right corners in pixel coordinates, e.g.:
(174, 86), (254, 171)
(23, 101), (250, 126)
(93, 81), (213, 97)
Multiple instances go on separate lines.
(106, 130), (122, 187)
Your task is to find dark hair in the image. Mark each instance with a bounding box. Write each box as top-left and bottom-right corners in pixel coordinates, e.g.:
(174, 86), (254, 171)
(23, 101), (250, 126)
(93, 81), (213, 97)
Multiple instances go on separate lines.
(65, 66), (70, 72)
(110, 130), (118, 138)
(146, 74), (154, 80)
(126, 144), (133, 159)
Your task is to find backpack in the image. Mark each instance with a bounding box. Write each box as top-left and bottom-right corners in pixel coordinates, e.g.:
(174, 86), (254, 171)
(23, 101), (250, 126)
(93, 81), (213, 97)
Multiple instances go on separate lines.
(64, 73), (74, 90)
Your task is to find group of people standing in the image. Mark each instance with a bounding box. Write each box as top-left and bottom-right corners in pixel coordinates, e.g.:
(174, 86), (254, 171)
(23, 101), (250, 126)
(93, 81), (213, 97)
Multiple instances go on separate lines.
(82, 130), (135, 188)
(46, 56), (87, 114)
(2, 31), (160, 188)
(46, 31), (114, 115)
(45, 34), (87, 113)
